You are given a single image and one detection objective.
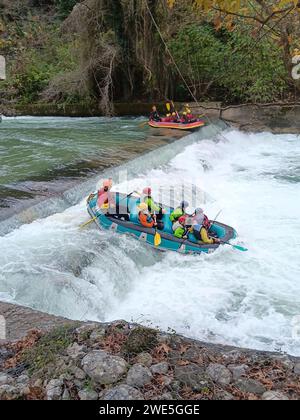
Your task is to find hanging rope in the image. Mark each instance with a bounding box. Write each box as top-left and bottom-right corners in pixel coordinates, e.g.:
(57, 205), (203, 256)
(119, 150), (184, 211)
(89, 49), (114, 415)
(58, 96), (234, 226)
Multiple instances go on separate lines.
(143, 0), (227, 139)
(143, 0), (201, 107)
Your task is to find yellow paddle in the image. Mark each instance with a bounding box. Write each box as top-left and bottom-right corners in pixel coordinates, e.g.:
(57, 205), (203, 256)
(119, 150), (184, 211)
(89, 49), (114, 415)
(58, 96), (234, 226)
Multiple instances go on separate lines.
(80, 216), (97, 229)
(153, 215), (162, 247)
(154, 231), (162, 247)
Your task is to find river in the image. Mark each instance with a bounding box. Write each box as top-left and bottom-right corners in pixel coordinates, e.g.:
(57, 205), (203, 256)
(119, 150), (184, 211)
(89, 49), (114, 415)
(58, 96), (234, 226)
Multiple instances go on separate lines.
(0, 117), (300, 356)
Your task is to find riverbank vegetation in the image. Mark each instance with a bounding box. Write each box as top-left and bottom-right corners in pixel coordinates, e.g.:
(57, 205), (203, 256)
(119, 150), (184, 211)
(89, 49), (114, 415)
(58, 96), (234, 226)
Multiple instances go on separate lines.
(0, 0), (300, 114)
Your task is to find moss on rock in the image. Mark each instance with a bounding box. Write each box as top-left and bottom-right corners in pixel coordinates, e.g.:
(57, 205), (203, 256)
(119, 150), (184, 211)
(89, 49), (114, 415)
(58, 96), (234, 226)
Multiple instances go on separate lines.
(122, 327), (158, 356)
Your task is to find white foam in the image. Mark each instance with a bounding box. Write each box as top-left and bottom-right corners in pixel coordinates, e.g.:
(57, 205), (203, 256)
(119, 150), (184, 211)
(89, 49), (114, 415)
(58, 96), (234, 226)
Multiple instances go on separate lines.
(0, 129), (300, 355)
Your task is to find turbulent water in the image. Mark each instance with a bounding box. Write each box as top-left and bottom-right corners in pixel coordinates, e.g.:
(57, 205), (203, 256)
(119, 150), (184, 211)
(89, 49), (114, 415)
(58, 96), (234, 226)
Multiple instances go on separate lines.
(0, 117), (300, 355)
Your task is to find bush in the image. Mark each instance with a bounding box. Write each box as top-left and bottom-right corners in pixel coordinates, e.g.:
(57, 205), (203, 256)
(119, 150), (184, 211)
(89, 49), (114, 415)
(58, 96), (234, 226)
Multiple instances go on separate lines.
(55, 0), (78, 18)
(169, 24), (288, 103)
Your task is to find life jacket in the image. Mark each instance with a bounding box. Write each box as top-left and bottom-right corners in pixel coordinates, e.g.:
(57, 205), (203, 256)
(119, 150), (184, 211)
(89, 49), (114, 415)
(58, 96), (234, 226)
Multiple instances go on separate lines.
(144, 196), (160, 214)
(97, 189), (112, 209)
(139, 211), (154, 228)
(172, 221), (182, 232)
(150, 111), (161, 122)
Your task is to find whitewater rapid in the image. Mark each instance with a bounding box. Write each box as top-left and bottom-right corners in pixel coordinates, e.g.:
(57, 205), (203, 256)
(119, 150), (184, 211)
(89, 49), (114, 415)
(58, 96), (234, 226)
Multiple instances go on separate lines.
(1, 128), (300, 355)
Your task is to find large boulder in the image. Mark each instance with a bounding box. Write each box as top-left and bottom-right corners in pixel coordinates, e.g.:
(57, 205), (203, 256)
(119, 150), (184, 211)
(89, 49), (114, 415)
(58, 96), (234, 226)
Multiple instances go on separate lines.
(46, 379), (64, 401)
(206, 364), (232, 386)
(126, 364), (153, 388)
(100, 385), (144, 401)
(235, 378), (266, 396)
(262, 391), (289, 401)
(174, 364), (212, 392)
(82, 350), (128, 385)
(78, 389), (99, 401)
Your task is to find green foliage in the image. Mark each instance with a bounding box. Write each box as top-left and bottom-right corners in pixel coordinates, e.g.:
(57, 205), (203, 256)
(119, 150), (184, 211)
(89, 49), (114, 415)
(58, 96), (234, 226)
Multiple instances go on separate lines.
(21, 324), (78, 376)
(5, 27), (79, 104)
(169, 24), (288, 103)
(122, 327), (158, 356)
(13, 63), (52, 103)
(55, 0), (78, 18)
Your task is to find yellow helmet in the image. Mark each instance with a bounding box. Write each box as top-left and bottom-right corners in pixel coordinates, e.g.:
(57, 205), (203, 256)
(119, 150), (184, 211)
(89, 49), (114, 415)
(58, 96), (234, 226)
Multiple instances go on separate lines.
(138, 202), (148, 212)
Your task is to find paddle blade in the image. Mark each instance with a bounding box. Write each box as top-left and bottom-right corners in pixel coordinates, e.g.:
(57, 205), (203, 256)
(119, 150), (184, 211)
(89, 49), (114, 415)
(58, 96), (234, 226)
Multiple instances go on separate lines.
(154, 232), (162, 247)
(80, 216), (97, 229)
(138, 121), (149, 128)
(233, 245), (248, 252)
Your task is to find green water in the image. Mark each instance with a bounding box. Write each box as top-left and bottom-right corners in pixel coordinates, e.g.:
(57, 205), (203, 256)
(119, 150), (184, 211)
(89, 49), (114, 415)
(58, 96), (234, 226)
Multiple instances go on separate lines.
(0, 116), (152, 215)
(0, 117), (147, 185)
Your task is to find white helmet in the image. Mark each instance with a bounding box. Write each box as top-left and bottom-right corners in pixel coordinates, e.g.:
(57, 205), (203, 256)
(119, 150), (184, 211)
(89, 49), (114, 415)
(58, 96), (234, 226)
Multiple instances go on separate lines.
(185, 207), (196, 216)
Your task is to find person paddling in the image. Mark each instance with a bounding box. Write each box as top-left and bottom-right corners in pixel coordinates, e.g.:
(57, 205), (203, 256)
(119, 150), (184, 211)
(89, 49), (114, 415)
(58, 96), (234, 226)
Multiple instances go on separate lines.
(192, 210), (220, 245)
(170, 201), (189, 224)
(142, 187), (165, 229)
(97, 179), (115, 211)
(138, 202), (157, 229)
(149, 106), (161, 122)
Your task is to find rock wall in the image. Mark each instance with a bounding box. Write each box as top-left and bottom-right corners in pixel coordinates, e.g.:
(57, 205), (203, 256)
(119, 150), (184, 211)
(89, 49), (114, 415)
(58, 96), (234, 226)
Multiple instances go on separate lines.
(190, 102), (300, 134)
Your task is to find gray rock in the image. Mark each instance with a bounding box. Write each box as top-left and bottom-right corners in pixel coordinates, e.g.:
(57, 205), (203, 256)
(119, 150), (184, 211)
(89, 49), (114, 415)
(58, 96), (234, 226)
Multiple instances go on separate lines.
(150, 362), (169, 375)
(174, 364), (212, 392)
(294, 363), (300, 375)
(0, 373), (13, 385)
(16, 374), (29, 385)
(155, 392), (174, 400)
(70, 366), (87, 380)
(82, 350), (128, 385)
(262, 391), (289, 401)
(169, 380), (181, 392)
(33, 379), (43, 388)
(46, 379), (64, 401)
(78, 389), (99, 401)
(235, 378), (266, 396)
(136, 352), (153, 367)
(271, 355), (294, 370)
(183, 347), (202, 363)
(66, 343), (86, 360)
(126, 364), (153, 388)
(206, 364), (232, 386)
(59, 373), (73, 381)
(17, 385), (31, 398)
(160, 375), (172, 387)
(215, 390), (235, 401)
(62, 389), (71, 400)
(0, 384), (20, 399)
(227, 364), (249, 381)
(223, 350), (242, 363)
(90, 328), (106, 342)
(101, 385), (144, 401)
(157, 334), (170, 344)
(76, 323), (99, 341)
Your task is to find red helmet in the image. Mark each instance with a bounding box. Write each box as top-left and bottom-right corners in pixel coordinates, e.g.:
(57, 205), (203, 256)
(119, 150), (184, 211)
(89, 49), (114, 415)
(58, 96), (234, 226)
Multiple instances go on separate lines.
(203, 215), (211, 230)
(179, 216), (187, 225)
(143, 187), (152, 196)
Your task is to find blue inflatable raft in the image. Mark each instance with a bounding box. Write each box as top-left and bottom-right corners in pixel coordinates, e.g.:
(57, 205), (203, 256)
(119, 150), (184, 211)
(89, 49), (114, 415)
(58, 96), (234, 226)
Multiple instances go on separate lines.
(87, 192), (237, 255)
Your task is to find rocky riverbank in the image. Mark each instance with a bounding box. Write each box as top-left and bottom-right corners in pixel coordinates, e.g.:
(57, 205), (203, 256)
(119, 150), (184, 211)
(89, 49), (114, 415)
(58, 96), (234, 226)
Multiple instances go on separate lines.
(0, 303), (299, 401)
